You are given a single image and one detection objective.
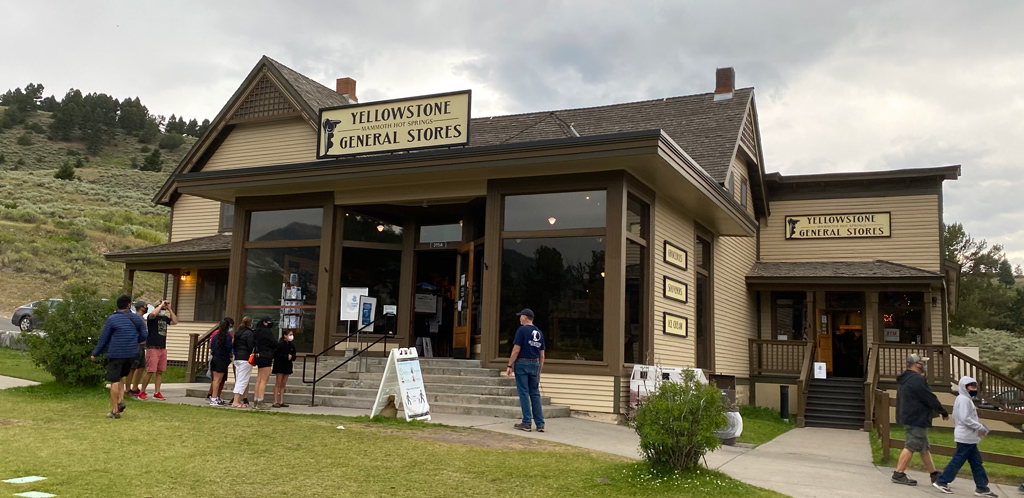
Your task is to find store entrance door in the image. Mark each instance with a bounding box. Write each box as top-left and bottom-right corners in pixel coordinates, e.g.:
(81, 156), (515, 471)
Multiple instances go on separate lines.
(452, 242), (475, 359)
(825, 291), (865, 379)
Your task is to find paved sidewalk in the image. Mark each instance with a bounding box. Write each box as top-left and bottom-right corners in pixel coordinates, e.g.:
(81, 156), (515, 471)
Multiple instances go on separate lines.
(719, 427), (1022, 498)
(0, 375), (39, 389)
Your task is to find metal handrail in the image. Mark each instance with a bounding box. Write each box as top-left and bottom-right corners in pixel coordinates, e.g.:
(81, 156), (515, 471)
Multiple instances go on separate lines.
(301, 313), (396, 407)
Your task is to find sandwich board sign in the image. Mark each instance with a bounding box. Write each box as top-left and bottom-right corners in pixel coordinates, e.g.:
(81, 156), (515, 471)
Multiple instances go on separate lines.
(370, 347), (431, 421)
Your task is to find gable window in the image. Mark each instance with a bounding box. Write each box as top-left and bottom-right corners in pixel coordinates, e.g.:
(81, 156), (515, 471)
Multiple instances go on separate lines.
(740, 178), (748, 208)
(219, 203), (234, 233)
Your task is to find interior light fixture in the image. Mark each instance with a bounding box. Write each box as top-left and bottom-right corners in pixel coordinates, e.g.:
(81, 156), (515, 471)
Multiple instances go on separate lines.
(585, 196), (590, 200)
(600, 271), (606, 278)
(548, 217), (557, 225)
(376, 224), (385, 232)
(459, 220), (463, 226)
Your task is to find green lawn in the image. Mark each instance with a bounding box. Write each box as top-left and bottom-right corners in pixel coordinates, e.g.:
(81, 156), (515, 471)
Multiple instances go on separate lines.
(872, 426), (1024, 485)
(0, 347), (54, 383)
(736, 405), (796, 447)
(0, 383), (788, 498)
(0, 347), (184, 384)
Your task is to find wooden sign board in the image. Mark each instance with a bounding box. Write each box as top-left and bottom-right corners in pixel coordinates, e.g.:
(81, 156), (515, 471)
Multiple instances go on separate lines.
(663, 313), (688, 337)
(663, 276), (688, 303)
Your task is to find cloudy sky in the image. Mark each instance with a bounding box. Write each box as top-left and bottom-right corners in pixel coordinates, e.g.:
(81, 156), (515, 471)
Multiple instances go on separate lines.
(3, 1), (1022, 266)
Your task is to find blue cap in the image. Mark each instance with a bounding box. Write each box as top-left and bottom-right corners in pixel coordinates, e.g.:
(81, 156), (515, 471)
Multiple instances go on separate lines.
(516, 308), (535, 320)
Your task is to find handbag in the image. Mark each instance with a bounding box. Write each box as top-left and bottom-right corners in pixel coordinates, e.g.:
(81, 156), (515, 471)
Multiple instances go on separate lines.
(248, 351), (256, 366)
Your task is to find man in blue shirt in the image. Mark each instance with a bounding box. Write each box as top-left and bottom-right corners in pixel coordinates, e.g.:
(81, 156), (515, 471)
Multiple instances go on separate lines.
(91, 295), (147, 419)
(505, 308), (546, 432)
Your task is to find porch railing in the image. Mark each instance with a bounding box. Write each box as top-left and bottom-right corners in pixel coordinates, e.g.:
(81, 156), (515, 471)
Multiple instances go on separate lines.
(748, 339), (809, 376)
(872, 343), (952, 385)
(795, 339), (816, 426)
(950, 348), (1024, 412)
(185, 324), (220, 383)
(301, 313), (396, 407)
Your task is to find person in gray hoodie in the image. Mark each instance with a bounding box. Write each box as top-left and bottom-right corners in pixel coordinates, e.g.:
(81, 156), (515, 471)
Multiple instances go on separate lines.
(932, 376), (997, 497)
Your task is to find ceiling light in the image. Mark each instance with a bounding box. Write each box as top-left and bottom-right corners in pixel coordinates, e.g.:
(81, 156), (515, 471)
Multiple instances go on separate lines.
(376, 224), (385, 232)
(548, 217), (556, 225)
(600, 272), (605, 278)
(585, 196), (590, 200)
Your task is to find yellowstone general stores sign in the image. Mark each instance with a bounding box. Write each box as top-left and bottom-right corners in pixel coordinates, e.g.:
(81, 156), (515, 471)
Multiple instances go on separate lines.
(317, 90), (471, 158)
(784, 212), (891, 240)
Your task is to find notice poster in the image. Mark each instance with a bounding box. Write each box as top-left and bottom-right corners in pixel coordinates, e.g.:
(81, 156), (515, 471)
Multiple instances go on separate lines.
(341, 287), (369, 321)
(884, 328), (900, 343)
(358, 296), (377, 333)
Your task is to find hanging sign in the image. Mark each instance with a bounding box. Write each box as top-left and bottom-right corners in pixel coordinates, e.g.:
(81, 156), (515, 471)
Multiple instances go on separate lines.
(370, 348), (431, 421)
(784, 212), (891, 239)
(340, 287), (368, 321)
(318, 90), (471, 158)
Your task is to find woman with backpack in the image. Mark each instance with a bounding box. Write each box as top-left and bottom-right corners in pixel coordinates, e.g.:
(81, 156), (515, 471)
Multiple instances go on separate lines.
(230, 316), (256, 408)
(252, 316), (276, 410)
(207, 316), (234, 406)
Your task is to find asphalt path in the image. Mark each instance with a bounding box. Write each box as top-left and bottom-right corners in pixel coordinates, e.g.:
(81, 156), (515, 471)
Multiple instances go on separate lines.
(0, 314), (20, 334)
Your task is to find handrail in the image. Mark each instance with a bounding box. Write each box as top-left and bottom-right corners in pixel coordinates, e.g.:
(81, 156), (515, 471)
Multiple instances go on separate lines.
(795, 338), (816, 426)
(862, 346), (879, 430)
(748, 338), (808, 376)
(950, 347), (1024, 412)
(301, 313), (396, 407)
(185, 324), (220, 383)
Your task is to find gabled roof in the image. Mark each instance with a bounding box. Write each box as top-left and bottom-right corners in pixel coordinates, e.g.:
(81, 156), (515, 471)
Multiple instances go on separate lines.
(105, 234), (231, 262)
(467, 88), (754, 183)
(157, 57), (761, 208)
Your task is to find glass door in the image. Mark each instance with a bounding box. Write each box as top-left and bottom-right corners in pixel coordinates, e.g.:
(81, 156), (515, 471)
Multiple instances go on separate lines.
(452, 242), (474, 359)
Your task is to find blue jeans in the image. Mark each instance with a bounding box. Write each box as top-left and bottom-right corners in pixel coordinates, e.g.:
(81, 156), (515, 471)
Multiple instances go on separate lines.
(937, 442), (989, 491)
(514, 360), (544, 428)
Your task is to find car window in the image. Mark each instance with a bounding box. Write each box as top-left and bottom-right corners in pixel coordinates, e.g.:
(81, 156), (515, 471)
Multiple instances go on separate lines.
(49, 299), (61, 307)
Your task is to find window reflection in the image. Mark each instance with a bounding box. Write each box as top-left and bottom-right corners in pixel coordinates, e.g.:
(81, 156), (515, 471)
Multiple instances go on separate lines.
(503, 191), (606, 231)
(343, 212), (403, 244)
(243, 246), (320, 353)
(499, 237), (605, 361)
(248, 208), (323, 241)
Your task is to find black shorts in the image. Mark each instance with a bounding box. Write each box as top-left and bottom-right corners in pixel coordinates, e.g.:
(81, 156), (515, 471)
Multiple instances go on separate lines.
(130, 348), (146, 370)
(210, 357), (230, 374)
(272, 361), (293, 375)
(106, 358), (133, 383)
(255, 356), (273, 369)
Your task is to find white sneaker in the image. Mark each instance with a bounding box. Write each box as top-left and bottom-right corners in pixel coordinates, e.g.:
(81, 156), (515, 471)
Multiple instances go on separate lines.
(209, 398), (220, 406)
(934, 482), (952, 494)
(975, 490), (998, 498)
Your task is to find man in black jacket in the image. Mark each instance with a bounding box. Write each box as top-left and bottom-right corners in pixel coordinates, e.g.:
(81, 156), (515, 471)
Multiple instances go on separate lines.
(892, 353), (949, 486)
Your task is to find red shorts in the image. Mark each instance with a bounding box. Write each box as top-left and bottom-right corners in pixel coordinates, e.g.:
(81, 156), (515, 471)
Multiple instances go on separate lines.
(145, 348), (167, 373)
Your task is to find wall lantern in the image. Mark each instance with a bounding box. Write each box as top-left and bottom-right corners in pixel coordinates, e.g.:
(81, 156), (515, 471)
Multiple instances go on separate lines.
(931, 296), (938, 307)
(180, 271), (191, 281)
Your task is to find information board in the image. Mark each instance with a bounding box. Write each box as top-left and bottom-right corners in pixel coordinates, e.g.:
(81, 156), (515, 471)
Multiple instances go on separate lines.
(370, 348), (431, 421)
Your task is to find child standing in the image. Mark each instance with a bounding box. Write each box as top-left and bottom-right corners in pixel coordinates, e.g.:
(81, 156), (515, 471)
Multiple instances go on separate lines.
(271, 330), (296, 408)
(933, 376), (997, 497)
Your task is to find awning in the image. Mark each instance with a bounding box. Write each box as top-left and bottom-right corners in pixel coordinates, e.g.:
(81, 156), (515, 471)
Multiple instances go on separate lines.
(104, 234), (231, 271)
(746, 260), (943, 288)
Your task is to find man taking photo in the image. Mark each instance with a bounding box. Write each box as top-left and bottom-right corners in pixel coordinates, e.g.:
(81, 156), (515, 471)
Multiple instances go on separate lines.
(140, 299), (177, 400)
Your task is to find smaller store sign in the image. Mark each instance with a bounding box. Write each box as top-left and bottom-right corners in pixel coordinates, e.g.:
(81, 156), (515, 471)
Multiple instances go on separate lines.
(784, 212), (891, 239)
(664, 241), (688, 270)
(318, 90), (471, 158)
(814, 362), (827, 379)
(663, 276), (688, 303)
(371, 348), (431, 421)
(663, 312), (688, 337)
(884, 328), (901, 343)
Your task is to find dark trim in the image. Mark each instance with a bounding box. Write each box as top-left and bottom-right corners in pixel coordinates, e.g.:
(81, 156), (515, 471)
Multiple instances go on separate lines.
(747, 282), (936, 292)
(663, 240), (688, 270)
(663, 312), (688, 337)
(317, 90), (472, 159)
(747, 277), (943, 287)
(663, 276), (688, 303)
(106, 251), (230, 264)
(769, 182), (943, 201)
(766, 165), (961, 184)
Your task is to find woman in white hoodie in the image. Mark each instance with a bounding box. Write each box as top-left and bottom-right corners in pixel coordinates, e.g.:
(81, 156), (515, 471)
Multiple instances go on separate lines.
(933, 376), (996, 497)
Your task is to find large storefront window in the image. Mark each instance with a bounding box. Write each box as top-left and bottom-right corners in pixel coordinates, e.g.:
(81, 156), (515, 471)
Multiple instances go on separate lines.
(195, 268), (228, 322)
(880, 292), (924, 344)
(243, 207), (323, 354)
(503, 190), (606, 231)
(624, 195), (649, 364)
(773, 291), (807, 341)
(694, 235), (712, 369)
(339, 247), (402, 333)
(499, 236), (606, 361)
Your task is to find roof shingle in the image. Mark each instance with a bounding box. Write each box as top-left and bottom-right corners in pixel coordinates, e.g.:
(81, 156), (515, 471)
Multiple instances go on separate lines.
(105, 234), (231, 259)
(747, 260), (942, 280)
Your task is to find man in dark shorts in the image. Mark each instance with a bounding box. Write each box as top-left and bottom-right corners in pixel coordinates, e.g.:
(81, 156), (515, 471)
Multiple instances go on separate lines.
(91, 295), (147, 419)
(893, 353), (949, 485)
(505, 308), (546, 433)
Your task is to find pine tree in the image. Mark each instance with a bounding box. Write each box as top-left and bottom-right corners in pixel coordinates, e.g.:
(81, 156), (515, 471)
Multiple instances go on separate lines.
(141, 148), (162, 172)
(184, 118), (199, 137)
(54, 161), (76, 180)
(197, 118), (211, 136)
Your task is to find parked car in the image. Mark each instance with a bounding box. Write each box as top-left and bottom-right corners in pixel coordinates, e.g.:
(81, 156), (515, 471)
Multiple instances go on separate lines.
(12, 299), (62, 332)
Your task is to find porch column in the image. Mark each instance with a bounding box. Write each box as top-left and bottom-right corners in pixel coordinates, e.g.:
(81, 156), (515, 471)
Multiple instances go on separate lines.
(122, 268), (136, 296)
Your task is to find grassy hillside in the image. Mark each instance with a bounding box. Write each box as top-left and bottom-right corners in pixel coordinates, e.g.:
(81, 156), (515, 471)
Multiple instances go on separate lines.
(0, 107), (194, 311)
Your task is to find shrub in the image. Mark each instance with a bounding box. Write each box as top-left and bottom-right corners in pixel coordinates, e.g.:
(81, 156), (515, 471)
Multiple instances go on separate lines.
(25, 121), (46, 134)
(130, 156), (139, 169)
(16, 131), (33, 146)
(23, 286), (117, 386)
(158, 133), (185, 151)
(139, 145), (150, 153)
(140, 148), (162, 172)
(74, 157), (85, 168)
(54, 161), (76, 180)
(0, 153), (5, 163)
(630, 370), (727, 471)
(66, 148), (80, 157)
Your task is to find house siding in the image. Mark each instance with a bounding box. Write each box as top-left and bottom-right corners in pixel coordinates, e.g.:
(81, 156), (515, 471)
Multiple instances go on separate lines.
(170, 195), (221, 242)
(713, 234), (757, 377)
(651, 198), (696, 368)
(202, 118), (316, 172)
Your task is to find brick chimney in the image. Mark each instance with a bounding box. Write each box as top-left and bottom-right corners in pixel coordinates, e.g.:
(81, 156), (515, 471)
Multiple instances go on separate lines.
(336, 77), (357, 103)
(714, 67), (734, 100)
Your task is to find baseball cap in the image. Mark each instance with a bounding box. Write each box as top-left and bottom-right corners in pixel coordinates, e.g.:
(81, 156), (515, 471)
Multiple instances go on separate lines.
(260, 315), (275, 325)
(907, 353), (930, 365)
(516, 308), (535, 320)
(134, 300), (147, 310)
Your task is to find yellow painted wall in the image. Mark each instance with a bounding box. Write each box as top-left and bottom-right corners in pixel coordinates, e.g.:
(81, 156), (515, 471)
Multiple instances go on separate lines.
(652, 198), (696, 368)
(755, 382), (800, 414)
(170, 195), (221, 242)
(166, 321), (218, 363)
(539, 373), (616, 413)
(202, 118), (316, 172)
(713, 235), (757, 377)
(761, 195), (942, 272)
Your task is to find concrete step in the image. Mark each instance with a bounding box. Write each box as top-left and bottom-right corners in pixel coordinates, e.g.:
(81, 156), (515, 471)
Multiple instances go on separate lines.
(278, 386), (552, 407)
(297, 393), (571, 418)
(805, 400), (863, 411)
(304, 357), (482, 369)
(356, 373), (516, 386)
